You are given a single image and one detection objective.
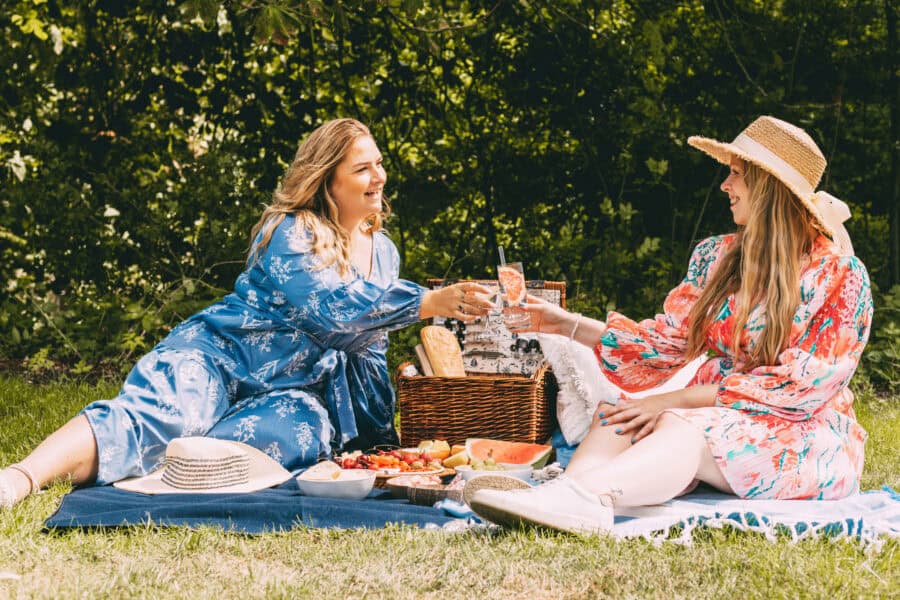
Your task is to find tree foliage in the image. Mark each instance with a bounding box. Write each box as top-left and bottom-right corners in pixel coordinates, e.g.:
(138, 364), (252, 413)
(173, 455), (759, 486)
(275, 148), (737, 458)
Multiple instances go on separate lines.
(1, 0), (897, 387)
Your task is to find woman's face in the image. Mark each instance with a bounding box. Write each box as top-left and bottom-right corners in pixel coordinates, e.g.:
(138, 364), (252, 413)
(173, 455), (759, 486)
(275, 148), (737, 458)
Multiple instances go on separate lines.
(720, 157), (751, 226)
(329, 135), (386, 228)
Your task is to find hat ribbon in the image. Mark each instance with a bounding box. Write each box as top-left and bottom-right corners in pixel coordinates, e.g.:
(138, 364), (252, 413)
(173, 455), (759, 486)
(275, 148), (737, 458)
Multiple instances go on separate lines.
(811, 191), (851, 224)
(811, 191), (854, 255)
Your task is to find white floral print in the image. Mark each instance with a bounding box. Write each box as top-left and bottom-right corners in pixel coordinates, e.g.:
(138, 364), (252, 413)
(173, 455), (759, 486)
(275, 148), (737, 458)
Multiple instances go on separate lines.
(80, 217), (426, 484)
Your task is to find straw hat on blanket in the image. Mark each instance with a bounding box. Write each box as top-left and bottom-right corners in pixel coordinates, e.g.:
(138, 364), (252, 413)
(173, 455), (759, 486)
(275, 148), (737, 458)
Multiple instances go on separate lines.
(114, 437), (291, 495)
(688, 115), (854, 255)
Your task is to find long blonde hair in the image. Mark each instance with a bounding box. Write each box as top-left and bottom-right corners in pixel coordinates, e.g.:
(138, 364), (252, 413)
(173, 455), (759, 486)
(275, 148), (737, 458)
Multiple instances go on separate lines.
(248, 118), (390, 277)
(686, 161), (818, 369)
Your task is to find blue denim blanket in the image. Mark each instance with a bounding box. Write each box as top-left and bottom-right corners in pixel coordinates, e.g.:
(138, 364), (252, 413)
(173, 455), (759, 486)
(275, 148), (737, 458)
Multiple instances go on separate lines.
(44, 478), (458, 533)
(45, 477), (899, 549)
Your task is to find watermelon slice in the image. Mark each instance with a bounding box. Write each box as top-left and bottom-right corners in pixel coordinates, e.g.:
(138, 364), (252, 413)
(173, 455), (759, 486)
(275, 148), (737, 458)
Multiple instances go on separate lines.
(465, 438), (553, 468)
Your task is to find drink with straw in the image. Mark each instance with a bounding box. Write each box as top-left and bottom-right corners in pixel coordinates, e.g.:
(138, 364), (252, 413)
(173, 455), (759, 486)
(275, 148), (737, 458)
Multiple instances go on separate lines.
(497, 247), (531, 331)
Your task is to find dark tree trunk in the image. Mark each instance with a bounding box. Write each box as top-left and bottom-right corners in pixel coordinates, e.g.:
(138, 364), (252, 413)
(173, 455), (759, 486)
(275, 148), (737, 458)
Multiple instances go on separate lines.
(888, 0), (899, 285)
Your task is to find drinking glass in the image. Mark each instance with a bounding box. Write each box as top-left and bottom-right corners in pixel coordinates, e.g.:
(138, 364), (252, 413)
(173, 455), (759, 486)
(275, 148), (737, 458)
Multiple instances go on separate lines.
(497, 262), (531, 331)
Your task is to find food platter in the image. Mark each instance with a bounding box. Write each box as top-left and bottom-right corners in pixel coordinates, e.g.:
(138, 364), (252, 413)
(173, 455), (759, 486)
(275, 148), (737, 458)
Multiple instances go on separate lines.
(374, 467), (454, 479)
(333, 441), (459, 488)
(383, 473), (465, 504)
(373, 467), (456, 487)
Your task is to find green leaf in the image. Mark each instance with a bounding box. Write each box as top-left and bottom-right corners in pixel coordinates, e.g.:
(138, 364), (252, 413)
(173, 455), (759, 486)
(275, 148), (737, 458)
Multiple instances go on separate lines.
(645, 157), (669, 178)
(179, 0), (219, 25)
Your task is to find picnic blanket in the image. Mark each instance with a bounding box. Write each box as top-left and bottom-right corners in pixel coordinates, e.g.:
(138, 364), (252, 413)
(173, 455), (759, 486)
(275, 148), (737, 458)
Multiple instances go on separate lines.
(611, 486), (900, 548)
(44, 478), (461, 533)
(45, 479), (899, 549)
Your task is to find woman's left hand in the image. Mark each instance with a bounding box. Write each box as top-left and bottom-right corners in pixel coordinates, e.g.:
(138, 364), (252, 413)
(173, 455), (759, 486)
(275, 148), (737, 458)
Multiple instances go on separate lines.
(597, 392), (676, 444)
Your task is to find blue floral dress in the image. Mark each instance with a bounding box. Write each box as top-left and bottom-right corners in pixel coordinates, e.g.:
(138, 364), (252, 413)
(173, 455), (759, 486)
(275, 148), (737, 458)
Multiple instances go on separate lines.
(82, 215), (425, 484)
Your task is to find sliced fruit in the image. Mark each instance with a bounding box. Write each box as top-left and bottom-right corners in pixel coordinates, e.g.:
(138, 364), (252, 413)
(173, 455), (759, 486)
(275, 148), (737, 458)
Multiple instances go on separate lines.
(442, 450), (469, 469)
(417, 439), (451, 460)
(465, 438), (553, 468)
(498, 265), (526, 304)
(450, 444), (466, 456)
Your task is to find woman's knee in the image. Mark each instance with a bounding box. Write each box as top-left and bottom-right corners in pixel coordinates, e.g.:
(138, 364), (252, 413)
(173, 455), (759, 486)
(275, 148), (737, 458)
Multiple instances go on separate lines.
(208, 389), (333, 470)
(656, 411), (693, 431)
(655, 412), (706, 448)
(656, 412), (733, 493)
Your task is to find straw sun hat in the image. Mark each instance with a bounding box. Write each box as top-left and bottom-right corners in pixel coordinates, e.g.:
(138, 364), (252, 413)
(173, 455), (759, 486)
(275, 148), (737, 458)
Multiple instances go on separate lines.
(688, 116), (853, 255)
(114, 437), (292, 495)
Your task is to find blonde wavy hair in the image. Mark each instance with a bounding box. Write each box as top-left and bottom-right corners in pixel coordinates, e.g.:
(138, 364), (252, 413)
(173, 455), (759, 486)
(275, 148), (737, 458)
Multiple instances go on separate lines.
(686, 161), (818, 369)
(248, 118), (390, 278)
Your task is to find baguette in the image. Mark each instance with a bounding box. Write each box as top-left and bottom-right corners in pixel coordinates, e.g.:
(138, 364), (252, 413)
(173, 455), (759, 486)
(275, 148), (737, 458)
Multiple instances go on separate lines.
(420, 325), (466, 377)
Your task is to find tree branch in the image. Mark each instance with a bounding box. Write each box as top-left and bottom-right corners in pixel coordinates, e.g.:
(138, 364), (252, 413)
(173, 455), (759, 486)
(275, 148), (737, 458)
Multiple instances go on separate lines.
(713, 0), (768, 97)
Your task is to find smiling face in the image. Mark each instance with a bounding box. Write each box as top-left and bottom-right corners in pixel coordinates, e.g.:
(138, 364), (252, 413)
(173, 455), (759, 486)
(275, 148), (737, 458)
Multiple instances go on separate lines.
(329, 135), (386, 230)
(720, 157), (751, 226)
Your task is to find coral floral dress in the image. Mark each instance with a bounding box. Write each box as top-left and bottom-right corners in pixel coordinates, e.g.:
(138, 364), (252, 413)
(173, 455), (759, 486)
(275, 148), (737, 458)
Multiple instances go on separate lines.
(597, 234), (873, 500)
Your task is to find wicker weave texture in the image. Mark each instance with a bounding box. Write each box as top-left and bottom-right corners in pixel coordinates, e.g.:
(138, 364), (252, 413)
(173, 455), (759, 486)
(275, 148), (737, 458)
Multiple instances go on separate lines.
(397, 364), (558, 446)
(398, 279), (565, 446)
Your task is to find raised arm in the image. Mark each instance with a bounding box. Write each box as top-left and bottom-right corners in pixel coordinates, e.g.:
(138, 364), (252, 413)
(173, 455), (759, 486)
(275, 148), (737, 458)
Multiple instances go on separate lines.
(249, 217), (493, 350)
(598, 235), (731, 392)
(250, 218), (425, 349)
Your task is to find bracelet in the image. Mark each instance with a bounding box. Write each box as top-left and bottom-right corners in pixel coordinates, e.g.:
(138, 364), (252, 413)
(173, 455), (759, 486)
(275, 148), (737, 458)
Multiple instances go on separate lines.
(568, 313), (583, 341)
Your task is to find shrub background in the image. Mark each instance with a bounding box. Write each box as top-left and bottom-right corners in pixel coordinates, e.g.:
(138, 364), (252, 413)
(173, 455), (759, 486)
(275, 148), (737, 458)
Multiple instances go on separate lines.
(2, 1), (898, 387)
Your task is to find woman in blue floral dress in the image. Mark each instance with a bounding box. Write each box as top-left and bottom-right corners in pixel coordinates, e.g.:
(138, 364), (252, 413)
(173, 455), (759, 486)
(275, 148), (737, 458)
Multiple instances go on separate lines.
(0, 118), (493, 506)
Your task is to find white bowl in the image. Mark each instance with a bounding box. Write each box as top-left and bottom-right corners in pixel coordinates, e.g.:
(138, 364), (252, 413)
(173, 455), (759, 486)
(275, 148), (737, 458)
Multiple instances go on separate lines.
(455, 464), (533, 482)
(296, 469), (376, 500)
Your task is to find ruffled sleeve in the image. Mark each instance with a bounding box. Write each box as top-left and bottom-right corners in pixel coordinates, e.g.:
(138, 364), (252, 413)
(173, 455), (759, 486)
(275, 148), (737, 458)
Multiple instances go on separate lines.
(253, 216), (426, 349)
(715, 255), (873, 420)
(597, 235), (731, 392)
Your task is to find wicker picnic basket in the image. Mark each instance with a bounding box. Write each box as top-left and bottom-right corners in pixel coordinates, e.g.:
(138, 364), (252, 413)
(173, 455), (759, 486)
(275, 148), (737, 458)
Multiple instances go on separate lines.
(396, 280), (565, 447)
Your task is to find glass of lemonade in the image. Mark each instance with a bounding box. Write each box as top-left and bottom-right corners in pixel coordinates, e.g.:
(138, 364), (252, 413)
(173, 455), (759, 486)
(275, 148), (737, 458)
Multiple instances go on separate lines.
(497, 262), (531, 331)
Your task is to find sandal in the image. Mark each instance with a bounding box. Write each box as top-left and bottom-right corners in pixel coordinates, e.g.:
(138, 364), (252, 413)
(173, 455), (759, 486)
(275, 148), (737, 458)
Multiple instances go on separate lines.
(0, 463), (39, 509)
(0, 471), (14, 509)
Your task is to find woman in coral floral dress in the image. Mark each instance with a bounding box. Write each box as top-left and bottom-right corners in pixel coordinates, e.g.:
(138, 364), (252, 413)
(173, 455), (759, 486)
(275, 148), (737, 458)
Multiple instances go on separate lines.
(470, 116), (873, 534)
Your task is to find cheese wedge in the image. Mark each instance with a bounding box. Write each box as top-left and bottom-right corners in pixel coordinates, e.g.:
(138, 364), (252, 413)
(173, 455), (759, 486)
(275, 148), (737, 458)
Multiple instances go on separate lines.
(420, 325), (466, 377)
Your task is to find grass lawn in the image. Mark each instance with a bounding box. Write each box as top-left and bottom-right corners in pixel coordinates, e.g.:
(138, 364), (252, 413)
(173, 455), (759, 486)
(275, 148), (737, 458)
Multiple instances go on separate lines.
(1, 376), (897, 599)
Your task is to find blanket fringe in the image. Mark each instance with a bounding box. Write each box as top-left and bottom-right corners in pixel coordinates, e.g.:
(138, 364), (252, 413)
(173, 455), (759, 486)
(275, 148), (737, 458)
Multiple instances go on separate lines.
(626, 512), (887, 552)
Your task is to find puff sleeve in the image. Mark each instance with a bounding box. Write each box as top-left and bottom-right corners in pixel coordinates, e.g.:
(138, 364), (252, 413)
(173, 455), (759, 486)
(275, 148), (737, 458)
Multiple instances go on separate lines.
(246, 216), (426, 350)
(715, 255), (873, 421)
(597, 235), (731, 392)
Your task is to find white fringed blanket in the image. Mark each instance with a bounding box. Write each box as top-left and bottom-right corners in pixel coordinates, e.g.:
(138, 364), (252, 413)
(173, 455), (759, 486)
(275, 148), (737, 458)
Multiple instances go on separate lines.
(612, 486), (900, 549)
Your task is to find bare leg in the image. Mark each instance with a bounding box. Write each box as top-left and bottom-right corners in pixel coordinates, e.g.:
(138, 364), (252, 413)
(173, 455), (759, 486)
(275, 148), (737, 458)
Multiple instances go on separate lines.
(566, 412), (733, 506)
(466, 412), (735, 534)
(1, 414), (98, 503)
(565, 402), (633, 465)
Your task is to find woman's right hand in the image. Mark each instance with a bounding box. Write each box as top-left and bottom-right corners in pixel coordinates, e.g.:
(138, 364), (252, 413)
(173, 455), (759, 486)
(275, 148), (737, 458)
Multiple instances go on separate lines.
(517, 294), (575, 336)
(419, 282), (495, 322)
